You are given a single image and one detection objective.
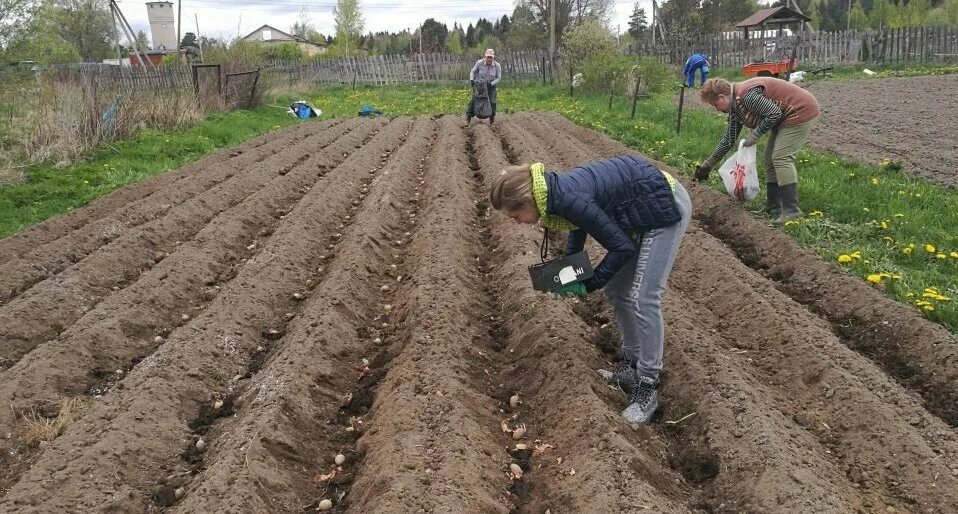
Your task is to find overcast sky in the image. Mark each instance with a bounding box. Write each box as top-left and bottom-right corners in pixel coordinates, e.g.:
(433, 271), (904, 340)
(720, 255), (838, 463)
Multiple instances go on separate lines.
(116, 0), (655, 44)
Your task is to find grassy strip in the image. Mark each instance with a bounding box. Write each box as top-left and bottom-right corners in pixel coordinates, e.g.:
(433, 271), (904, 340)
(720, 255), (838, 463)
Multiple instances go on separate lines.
(0, 106), (299, 238)
(296, 83), (957, 332)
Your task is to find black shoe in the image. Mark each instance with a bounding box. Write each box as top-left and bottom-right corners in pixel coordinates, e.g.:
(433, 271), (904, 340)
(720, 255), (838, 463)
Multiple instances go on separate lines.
(621, 375), (659, 424)
(465, 115), (472, 125)
(751, 182), (781, 217)
(774, 183), (803, 224)
(597, 360), (639, 396)
(489, 116), (495, 125)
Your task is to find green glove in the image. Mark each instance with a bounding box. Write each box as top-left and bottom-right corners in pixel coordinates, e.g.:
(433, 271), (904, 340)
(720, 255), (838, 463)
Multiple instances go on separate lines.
(551, 282), (587, 299)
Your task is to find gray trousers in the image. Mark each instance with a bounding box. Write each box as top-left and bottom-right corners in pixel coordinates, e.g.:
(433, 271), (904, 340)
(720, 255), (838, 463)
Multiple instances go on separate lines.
(602, 182), (691, 381)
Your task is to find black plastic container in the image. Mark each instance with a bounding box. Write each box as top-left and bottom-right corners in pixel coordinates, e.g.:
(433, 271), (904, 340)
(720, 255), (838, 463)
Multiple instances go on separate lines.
(528, 250), (594, 292)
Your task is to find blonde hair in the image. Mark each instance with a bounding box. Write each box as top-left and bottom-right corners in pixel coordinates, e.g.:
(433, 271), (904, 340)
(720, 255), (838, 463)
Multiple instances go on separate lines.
(700, 78), (732, 104)
(489, 164), (534, 213)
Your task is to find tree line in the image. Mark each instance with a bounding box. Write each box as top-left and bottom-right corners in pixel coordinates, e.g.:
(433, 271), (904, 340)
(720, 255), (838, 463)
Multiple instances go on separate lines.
(2, 0), (957, 66)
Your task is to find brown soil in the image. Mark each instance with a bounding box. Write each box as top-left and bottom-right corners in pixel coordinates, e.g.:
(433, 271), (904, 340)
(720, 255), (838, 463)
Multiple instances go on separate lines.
(1, 114), (955, 513)
(677, 75), (958, 187)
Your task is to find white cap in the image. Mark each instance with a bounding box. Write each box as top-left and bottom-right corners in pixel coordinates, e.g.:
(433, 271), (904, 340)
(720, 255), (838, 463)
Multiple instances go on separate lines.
(484, 48), (495, 57)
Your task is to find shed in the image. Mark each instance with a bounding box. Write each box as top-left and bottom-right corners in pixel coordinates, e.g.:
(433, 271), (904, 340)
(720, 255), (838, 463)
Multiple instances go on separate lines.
(736, 6), (811, 39)
(735, 6), (811, 65)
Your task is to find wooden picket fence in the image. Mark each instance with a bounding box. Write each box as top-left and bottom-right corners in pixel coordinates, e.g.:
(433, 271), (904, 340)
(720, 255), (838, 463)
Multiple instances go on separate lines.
(629, 25), (958, 68)
(263, 49), (554, 87)
(35, 63), (195, 91)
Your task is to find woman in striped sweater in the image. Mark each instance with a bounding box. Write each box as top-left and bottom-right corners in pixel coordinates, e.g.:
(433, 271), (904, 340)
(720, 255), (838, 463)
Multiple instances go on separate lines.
(695, 77), (820, 223)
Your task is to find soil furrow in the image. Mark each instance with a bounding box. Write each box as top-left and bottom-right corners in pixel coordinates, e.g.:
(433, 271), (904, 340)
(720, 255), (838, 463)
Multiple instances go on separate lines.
(1, 111), (955, 513)
(0, 117), (411, 513)
(0, 117), (379, 484)
(515, 113), (958, 511)
(474, 121), (691, 513)
(166, 117), (436, 513)
(693, 196), (958, 427)
(538, 110), (958, 427)
(0, 122), (357, 371)
(0, 121), (334, 305)
(516, 112), (625, 160)
(496, 117), (852, 511)
(0, 120), (328, 266)
(670, 232), (958, 512)
(344, 116), (511, 513)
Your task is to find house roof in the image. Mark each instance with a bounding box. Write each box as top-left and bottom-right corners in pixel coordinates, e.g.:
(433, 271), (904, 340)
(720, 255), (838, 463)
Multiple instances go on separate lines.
(736, 6), (811, 28)
(243, 24), (295, 41)
(242, 24), (325, 46)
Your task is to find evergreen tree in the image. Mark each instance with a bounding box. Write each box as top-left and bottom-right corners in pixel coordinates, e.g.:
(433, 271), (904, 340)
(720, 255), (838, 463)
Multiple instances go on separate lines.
(627, 2), (648, 39)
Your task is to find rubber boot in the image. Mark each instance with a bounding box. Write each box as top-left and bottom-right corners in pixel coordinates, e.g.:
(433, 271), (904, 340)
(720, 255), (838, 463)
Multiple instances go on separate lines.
(751, 182), (780, 217)
(465, 114), (472, 125)
(774, 183), (803, 224)
(489, 115), (495, 125)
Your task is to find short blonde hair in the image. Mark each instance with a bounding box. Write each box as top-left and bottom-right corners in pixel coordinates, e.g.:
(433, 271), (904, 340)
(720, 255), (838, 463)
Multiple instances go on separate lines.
(489, 164), (534, 213)
(700, 78), (732, 104)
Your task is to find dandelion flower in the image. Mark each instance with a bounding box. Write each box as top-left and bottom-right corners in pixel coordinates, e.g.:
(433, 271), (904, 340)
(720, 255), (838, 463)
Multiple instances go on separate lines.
(923, 305), (935, 312)
(894, 213), (904, 218)
(936, 254), (947, 260)
(850, 251), (862, 260)
(925, 244), (936, 253)
(906, 292), (915, 298)
(809, 210), (823, 217)
(882, 236), (894, 244)
(871, 178), (879, 185)
(866, 274), (882, 284)
(837, 255), (852, 264)
(950, 252), (958, 259)
(863, 207), (870, 212)
(880, 220), (889, 230)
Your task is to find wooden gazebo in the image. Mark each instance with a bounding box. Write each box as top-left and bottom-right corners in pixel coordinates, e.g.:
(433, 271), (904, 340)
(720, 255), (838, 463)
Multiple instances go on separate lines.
(736, 6), (812, 69)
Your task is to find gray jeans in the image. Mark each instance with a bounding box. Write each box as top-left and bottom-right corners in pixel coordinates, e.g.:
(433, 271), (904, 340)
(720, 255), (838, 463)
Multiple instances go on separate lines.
(602, 182), (691, 381)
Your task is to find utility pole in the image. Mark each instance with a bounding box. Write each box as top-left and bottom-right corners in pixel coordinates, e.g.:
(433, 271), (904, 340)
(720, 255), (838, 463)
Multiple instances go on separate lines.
(549, 0), (556, 63)
(651, 0), (657, 46)
(419, 24), (423, 54)
(110, 4), (121, 62)
(177, 0), (184, 60)
(195, 13), (203, 61)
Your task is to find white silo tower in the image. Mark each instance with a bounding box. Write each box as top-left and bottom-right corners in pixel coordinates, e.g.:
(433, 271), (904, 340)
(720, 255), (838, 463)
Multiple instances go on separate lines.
(146, 1), (177, 51)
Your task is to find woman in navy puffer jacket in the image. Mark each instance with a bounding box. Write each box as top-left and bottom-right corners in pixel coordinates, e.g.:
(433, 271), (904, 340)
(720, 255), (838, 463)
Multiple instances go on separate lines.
(489, 155), (692, 424)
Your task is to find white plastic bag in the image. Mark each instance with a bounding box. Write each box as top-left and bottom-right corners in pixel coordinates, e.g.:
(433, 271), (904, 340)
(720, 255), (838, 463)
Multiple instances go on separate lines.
(717, 140), (760, 202)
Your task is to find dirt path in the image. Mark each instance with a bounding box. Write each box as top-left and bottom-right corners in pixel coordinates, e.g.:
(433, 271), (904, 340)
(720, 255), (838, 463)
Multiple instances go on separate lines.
(1, 114), (955, 513)
(805, 75), (958, 188)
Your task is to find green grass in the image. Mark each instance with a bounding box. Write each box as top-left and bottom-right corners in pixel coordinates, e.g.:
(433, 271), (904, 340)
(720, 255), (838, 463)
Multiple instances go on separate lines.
(0, 106), (300, 238)
(2, 78), (955, 333)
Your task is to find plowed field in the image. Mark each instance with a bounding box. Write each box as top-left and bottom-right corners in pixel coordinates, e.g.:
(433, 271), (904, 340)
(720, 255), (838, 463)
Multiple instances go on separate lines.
(1, 113), (956, 514)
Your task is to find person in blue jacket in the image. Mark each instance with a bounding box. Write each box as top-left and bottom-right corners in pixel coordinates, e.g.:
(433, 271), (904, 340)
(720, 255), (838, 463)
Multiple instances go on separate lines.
(489, 155), (692, 424)
(683, 53), (710, 88)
